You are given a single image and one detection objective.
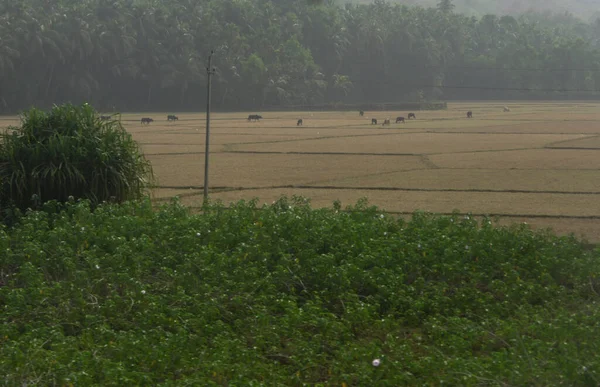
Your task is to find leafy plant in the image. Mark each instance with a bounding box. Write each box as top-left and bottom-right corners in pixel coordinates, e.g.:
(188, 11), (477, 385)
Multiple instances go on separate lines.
(0, 103), (153, 212)
(1, 197), (599, 385)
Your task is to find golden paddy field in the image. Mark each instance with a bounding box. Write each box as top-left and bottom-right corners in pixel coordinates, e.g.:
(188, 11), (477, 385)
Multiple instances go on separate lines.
(2, 101), (600, 242)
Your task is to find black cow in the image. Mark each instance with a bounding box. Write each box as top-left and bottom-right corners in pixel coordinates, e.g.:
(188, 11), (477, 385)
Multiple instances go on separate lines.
(297, 119), (303, 126)
(396, 117), (405, 123)
(371, 118), (377, 125)
(408, 113), (416, 120)
(467, 111), (473, 118)
(359, 110), (364, 117)
(141, 117), (154, 124)
(167, 115), (179, 121)
(100, 115), (111, 121)
(248, 114), (263, 121)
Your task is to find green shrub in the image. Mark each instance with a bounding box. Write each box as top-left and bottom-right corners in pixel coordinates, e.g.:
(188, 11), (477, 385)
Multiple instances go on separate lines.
(1, 197), (599, 385)
(0, 103), (153, 212)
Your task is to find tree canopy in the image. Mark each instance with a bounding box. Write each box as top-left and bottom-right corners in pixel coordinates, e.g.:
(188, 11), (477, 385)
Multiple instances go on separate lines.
(1, 0), (600, 112)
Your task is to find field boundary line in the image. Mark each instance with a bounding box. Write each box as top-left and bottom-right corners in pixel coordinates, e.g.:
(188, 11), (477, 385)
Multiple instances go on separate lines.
(443, 166), (600, 171)
(544, 135), (600, 148)
(142, 147), (564, 157)
(427, 147), (542, 156)
(222, 131), (424, 146)
(153, 184), (600, 196)
(547, 147), (600, 150)
(143, 151), (422, 156)
(434, 131), (600, 135)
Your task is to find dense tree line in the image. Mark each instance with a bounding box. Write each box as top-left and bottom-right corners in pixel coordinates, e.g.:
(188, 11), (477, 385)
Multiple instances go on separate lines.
(2, 0), (600, 112)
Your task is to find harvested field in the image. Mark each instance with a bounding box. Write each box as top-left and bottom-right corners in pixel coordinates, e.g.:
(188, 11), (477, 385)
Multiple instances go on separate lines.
(546, 135), (600, 149)
(437, 121), (600, 134)
(320, 169), (600, 193)
(230, 133), (585, 154)
(3, 101), (600, 242)
(147, 153), (426, 187)
(431, 149), (600, 170)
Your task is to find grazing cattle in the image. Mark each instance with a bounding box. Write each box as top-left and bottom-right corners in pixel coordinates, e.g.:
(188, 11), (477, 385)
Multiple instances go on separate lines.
(167, 114), (179, 121)
(503, 106), (511, 112)
(141, 117), (154, 124)
(100, 115), (111, 121)
(297, 118), (303, 126)
(248, 114), (263, 121)
(359, 110), (364, 117)
(382, 119), (391, 126)
(396, 116), (405, 123)
(408, 113), (416, 119)
(371, 118), (377, 125)
(467, 111), (473, 118)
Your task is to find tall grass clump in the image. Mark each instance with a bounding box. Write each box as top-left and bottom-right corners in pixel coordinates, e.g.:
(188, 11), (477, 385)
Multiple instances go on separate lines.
(0, 103), (152, 212)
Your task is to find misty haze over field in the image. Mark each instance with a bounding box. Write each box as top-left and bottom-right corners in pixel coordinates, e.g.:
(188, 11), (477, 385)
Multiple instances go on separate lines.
(347, 0), (600, 20)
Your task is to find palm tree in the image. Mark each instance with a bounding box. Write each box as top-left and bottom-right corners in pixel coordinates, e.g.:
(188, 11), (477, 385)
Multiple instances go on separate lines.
(437, 0), (455, 14)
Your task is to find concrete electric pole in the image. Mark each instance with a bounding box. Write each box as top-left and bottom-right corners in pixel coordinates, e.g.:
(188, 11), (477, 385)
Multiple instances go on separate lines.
(203, 50), (215, 202)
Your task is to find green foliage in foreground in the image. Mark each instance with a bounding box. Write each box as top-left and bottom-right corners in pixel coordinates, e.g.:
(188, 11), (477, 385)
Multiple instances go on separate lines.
(0, 103), (153, 213)
(1, 197), (600, 386)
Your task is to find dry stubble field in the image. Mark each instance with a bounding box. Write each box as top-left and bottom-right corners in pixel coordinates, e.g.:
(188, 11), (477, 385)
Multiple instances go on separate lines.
(2, 101), (600, 242)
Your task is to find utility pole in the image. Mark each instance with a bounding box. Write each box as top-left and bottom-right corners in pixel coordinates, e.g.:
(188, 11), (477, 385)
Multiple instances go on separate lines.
(203, 50), (215, 202)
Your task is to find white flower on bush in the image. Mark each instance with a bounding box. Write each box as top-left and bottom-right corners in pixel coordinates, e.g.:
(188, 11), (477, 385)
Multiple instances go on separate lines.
(372, 358), (381, 367)
(141, 290), (146, 295)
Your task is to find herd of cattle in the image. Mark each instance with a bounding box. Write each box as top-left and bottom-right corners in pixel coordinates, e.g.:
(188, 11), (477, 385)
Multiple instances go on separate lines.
(244, 109), (485, 127)
(243, 109), (483, 127)
(99, 114), (179, 124)
(98, 107), (511, 126)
